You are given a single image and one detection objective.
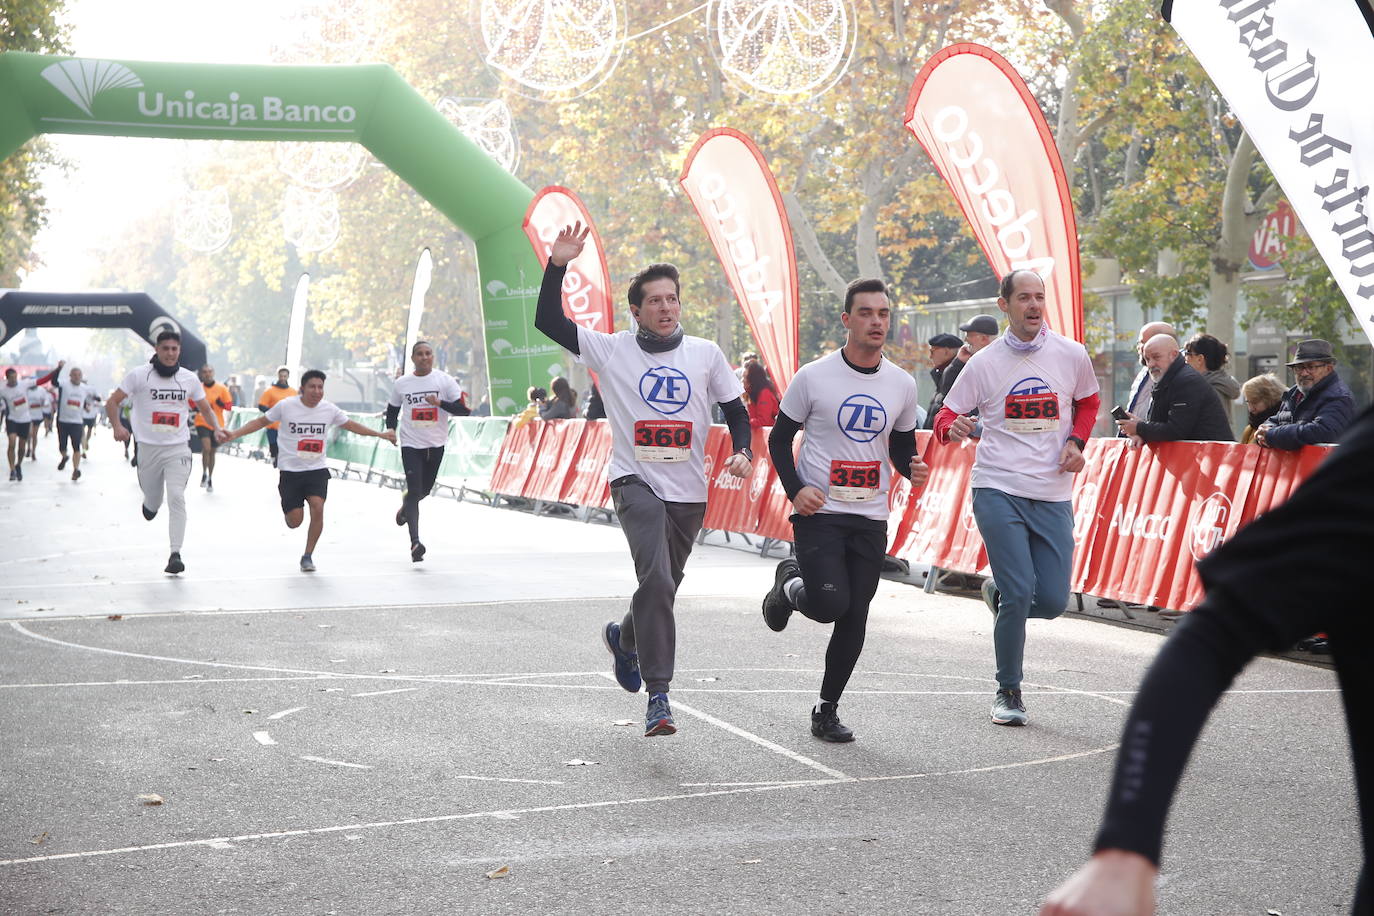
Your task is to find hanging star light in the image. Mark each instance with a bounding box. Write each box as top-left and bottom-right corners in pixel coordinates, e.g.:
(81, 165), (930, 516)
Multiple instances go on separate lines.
(173, 186), (233, 253)
(436, 97), (521, 174)
(478, 0), (623, 97)
(275, 141), (370, 190)
(708, 0), (855, 101)
(281, 185), (341, 253)
(270, 0), (379, 64)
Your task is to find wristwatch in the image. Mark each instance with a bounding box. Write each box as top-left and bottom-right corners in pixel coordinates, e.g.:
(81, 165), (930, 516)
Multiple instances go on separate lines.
(1067, 435), (1086, 451)
(735, 447), (754, 462)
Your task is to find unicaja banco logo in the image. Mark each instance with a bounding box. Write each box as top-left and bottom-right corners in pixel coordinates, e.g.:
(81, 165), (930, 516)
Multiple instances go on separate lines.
(41, 59), (143, 116)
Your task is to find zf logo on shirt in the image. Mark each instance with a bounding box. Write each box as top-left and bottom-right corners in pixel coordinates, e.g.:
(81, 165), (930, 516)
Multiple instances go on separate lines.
(639, 367), (692, 415)
(836, 394), (887, 442)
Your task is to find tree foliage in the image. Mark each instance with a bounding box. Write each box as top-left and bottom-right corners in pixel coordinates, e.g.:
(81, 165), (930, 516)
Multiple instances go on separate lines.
(0, 0), (70, 287)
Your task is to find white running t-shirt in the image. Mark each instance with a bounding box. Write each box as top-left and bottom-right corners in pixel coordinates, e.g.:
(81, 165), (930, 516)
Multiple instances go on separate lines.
(55, 381), (95, 424)
(779, 350), (921, 520)
(266, 396), (349, 472)
(1, 379), (39, 422)
(389, 370), (464, 449)
(118, 365), (206, 445)
(576, 326), (743, 503)
(942, 330), (1098, 503)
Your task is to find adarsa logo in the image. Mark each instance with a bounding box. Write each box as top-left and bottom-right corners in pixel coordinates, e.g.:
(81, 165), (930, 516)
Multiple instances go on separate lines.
(22, 304), (133, 316)
(696, 171), (785, 323)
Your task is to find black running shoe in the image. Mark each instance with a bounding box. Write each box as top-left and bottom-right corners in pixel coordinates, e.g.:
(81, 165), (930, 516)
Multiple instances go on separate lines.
(991, 688), (1027, 726)
(395, 504), (408, 526)
(410, 541), (426, 562)
(165, 552), (185, 575)
(762, 558), (800, 632)
(72, 469), (81, 481)
(14, 464), (20, 480)
(811, 702), (855, 742)
(58, 455), (68, 470)
(142, 505), (156, 521)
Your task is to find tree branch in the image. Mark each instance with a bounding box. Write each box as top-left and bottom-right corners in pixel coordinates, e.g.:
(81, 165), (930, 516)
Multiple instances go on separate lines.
(783, 191), (848, 298)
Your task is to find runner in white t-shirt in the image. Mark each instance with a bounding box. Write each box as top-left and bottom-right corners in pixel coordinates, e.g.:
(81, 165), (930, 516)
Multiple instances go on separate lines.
(28, 384), (51, 458)
(4, 363), (62, 482)
(81, 383), (102, 457)
(933, 270), (1101, 726)
(221, 369), (395, 572)
(106, 332), (222, 575)
(759, 278), (929, 742)
(385, 341), (469, 562)
(535, 222), (754, 738)
(53, 366), (95, 480)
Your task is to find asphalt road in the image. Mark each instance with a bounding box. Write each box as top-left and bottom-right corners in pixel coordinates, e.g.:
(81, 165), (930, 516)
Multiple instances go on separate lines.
(0, 433), (1358, 915)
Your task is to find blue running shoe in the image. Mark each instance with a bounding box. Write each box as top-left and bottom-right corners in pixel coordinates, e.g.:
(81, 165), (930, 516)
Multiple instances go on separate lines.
(644, 692), (676, 737)
(602, 621), (641, 693)
(991, 688), (1027, 726)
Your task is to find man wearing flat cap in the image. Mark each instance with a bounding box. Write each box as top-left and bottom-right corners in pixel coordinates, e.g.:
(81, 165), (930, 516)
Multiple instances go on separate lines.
(1255, 339), (1355, 449)
(959, 314), (1000, 358)
(924, 332), (965, 428)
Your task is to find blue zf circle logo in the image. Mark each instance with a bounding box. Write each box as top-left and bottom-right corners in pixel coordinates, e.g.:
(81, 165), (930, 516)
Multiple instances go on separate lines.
(837, 394), (887, 442)
(1010, 376), (1052, 396)
(639, 366), (692, 415)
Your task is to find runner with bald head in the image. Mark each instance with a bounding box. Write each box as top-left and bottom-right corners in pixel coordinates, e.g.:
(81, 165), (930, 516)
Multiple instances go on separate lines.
(933, 269), (1100, 726)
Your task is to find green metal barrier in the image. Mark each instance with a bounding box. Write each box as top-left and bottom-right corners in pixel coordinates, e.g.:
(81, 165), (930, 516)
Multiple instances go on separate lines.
(226, 407), (266, 449)
(329, 412), (385, 477)
(436, 416), (509, 491)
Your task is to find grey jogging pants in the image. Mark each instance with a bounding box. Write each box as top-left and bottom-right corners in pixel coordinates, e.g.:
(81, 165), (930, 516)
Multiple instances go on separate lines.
(610, 475), (706, 695)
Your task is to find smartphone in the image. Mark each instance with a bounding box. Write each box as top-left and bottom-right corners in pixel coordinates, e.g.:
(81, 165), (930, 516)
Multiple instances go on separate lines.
(1111, 405), (1130, 422)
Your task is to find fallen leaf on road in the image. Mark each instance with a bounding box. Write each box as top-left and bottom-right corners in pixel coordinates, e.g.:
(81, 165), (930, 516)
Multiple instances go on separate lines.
(107, 614), (123, 621)
(485, 866), (510, 880)
(30, 832), (48, 845)
(740, 859), (762, 865)
(378, 669), (397, 673)
(242, 709), (257, 715)
(329, 659), (347, 663)
(317, 624), (333, 629)
(612, 720), (634, 727)
(695, 676), (719, 682)
(600, 858), (615, 865)
(784, 653), (798, 658)
(182, 675), (204, 680)
(137, 794), (164, 806)
(563, 759), (599, 767)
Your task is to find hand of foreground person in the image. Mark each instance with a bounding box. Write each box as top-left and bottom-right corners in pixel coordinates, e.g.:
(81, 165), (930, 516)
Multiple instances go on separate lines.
(791, 485), (825, 516)
(112, 424), (130, 444)
(909, 454), (930, 488)
(380, 429), (397, 444)
(549, 222), (589, 267)
(1058, 439), (1085, 474)
(1039, 849), (1157, 916)
(723, 452), (752, 478)
(948, 414), (977, 442)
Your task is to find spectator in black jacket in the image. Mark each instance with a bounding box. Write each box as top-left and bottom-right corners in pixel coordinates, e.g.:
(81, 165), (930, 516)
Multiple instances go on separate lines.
(1116, 334), (1234, 443)
(1256, 339), (1356, 450)
(923, 333), (964, 428)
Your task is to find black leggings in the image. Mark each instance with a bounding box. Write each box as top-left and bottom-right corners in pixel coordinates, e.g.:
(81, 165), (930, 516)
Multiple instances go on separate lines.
(401, 446), (445, 543)
(791, 512), (888, 703)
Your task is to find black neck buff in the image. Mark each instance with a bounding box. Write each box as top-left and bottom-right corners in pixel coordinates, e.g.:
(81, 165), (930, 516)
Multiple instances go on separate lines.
(149, 356), (179, 378)
(635, 324), (684, 353)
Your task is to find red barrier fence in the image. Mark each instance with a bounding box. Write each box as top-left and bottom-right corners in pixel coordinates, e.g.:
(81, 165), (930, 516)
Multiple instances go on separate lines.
(491, 420), (1331, 610)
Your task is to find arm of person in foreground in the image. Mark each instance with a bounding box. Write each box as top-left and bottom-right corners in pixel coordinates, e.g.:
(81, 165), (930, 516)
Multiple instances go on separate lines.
(1039, 603), (1275, 915)
(533, 223), (587, 355)
(341, 419), (396, 443)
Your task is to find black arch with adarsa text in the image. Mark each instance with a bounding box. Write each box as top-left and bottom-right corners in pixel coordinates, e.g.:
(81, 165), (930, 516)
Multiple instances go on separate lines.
(0, 290), (208, 371)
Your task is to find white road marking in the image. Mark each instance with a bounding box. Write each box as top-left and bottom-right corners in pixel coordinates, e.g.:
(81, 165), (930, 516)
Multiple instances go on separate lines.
(0, 743), (1118, 868)
(298, 755), (372, 770)
(267, 706), (307, 721)
(453, 776), (565, 786)
(252, 731), (276, 746)
(350, 687), (420, 698)
(669, 697), (850, 781)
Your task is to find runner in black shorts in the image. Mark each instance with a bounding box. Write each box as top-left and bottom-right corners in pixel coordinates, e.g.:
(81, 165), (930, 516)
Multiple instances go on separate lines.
(220, 369), (394, 571)
(1041, 406), (1374, 915)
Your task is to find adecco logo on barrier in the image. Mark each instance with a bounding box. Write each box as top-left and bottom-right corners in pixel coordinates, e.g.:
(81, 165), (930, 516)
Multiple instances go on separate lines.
(749, 457), (769, 501)
(1188, 492), (1232, 561)
(1108, 502), (1175, 541)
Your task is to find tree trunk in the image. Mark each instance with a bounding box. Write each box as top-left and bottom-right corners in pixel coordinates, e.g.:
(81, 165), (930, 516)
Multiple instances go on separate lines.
(1207, 130), (1263, 345)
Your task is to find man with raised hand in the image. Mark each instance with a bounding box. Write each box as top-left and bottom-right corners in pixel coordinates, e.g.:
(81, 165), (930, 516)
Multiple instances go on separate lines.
(3, 363), (61, 481)
(933, 269), (1100, 727)
(106, 333), (221, 575)
(760, 278), (929, 742)
(386, 340), (469, 563)
(220, 369), (395, 573)
(53, 365), (96, 480)
(534, 222), (753, 738)
(194, 365), (233, 492)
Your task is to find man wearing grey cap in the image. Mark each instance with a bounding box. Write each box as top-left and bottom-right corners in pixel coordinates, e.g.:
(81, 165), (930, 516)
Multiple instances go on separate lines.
(1255, 339), (1355, 450)
(924, 332), (965, 428)
(959, 314), (1000, 358)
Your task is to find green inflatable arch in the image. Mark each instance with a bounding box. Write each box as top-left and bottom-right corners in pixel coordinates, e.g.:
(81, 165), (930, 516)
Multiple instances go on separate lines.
(0, 51), (563, 415)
